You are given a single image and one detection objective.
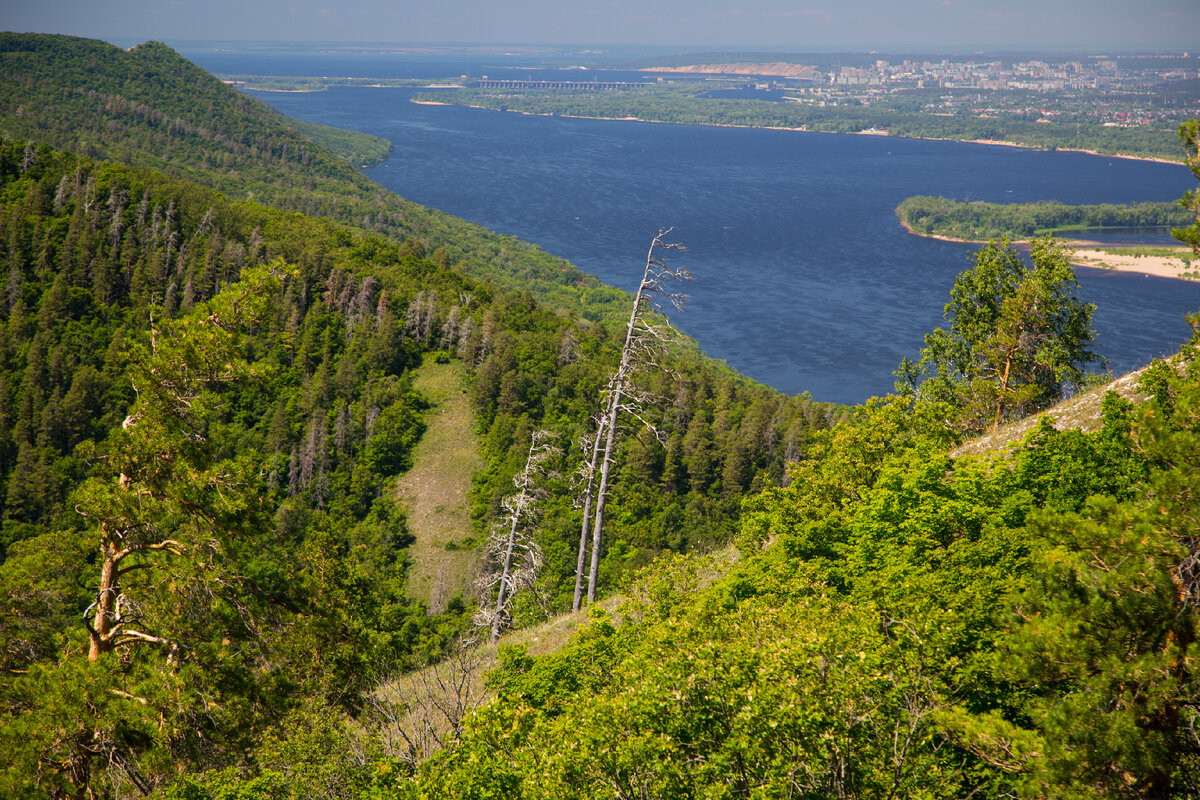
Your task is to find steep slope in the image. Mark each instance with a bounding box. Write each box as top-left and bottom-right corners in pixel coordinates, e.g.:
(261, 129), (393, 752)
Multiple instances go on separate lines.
(0, 33), (621, 319)
(951, 364), (1153, 457)
(382, 348), (1200, 799)
(0, 131), (847, 797)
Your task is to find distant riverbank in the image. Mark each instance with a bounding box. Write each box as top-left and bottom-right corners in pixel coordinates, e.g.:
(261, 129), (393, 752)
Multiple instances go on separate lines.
(409, 97), (1181, 166)
(258, 84), (1200, 401)
(415, 98), (1194, 280)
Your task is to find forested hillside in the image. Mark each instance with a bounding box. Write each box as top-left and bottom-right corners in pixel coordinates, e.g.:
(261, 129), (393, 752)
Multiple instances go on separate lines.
(4, 27), (1200, 800)
(0, 134), (838, 797)
(0, 33), (625, 319)
(389, 354), (1200, 798)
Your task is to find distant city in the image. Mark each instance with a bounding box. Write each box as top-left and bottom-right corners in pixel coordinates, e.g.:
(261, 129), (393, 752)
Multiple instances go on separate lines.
(633, 53), (1200, 127)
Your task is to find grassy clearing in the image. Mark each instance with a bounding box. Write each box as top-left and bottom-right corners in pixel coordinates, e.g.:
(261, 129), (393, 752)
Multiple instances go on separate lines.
(397, 360), (484, 612)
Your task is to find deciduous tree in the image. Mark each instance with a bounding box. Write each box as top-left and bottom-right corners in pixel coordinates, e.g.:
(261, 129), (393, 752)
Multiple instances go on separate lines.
(898, 236), (1099, 430)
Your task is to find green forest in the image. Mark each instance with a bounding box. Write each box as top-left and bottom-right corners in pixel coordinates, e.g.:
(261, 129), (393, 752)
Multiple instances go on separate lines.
(2, 31), (1200, 800)
(896, 195), (1194, 241)
(0, 34), (632, 323)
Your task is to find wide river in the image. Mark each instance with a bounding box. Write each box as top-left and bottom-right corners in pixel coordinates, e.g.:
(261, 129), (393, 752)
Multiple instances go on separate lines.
(189, 53), (1200, 404)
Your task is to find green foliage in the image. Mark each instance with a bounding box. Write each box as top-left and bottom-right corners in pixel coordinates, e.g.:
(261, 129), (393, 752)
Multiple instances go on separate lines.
(0, 131), (841, 797)
(1173, 118), (1200, 254)
(897, 195), (1191, 241)
(385, 374), (1168, 798)
(283, 117), (393, 167)
(8, 31), (1199, 799)
(945, 337), (1200, 797)
(0, 33), (627, 324)
(899, 237), (1100, 430)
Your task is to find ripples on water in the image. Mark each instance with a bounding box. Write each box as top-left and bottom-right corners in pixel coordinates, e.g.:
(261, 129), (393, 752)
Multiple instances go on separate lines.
(239, 80), (1197, 404)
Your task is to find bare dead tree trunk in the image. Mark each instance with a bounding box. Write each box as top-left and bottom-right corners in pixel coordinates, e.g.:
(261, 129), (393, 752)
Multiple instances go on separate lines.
(573, 396), (611, 612)
(477, 431), (556, 642)
(587, 391), (622, 603)
(583, 229), (690, 605)
(490, 437), (543, 642)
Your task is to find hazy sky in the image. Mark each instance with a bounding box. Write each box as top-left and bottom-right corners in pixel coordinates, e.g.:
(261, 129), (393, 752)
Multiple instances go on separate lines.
(6, 0), (1200, 50)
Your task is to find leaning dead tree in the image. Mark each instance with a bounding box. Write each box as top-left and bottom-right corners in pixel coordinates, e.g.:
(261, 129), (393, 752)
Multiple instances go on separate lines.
(475, 430), (558, 642)
(573, 229), (691, 611)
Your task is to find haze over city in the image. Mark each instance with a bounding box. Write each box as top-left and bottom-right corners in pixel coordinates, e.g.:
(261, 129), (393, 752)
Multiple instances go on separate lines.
(7, 0), (1200, 50)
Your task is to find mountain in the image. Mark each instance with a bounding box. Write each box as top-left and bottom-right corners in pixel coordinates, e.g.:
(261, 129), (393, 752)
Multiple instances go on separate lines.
(0, 32), (623, 320)
(0, 30), (843, 791)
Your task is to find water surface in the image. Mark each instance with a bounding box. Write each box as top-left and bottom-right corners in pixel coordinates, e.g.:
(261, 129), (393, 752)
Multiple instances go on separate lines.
(228, 76), (1197, 404)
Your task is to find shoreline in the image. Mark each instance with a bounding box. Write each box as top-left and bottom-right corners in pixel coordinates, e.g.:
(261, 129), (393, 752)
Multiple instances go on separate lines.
(1069, 247), (1196, 281)
(898, 220), (1196, 281)
(411, 98), (1193, 281)
(408, 98), (1181, 166)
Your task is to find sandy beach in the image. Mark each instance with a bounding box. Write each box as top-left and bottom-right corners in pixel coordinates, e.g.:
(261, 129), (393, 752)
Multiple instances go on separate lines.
(898, 220), (1196, 281)
(1068, 248), (1196, 280)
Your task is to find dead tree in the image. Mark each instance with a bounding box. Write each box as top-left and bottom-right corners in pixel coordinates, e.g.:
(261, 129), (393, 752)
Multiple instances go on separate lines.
(366, 639), (488, 765)
(572, 381), (614, 612)
(476, 430), (557, 642)
(574, 229), (690, 609)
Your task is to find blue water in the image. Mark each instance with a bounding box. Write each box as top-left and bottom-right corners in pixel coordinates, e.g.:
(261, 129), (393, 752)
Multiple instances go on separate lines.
(187, 52), (1199, 404)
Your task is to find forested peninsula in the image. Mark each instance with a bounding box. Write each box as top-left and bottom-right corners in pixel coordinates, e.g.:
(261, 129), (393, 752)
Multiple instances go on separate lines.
(896, 195), (1192, 240)
(3, 31), (1200, 800)
(895, 196), (1198, 279)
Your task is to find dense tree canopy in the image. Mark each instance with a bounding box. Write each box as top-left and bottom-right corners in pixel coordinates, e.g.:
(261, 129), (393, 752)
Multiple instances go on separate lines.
(897, 236), (1100, 430)
(0, 132), (839, 797)
(897, 195), (1192, 241)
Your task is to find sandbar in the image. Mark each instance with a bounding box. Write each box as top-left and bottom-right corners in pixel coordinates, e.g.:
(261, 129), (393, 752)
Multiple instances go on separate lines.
(899, 220), (1196, 281)
(1068, 248), (1196, 280)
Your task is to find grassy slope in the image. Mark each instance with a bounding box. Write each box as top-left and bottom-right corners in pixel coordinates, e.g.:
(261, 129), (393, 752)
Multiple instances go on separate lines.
(396, 361), (484, 611)
(379, 364), (1157, 751)
(950, 365), (1153, 458)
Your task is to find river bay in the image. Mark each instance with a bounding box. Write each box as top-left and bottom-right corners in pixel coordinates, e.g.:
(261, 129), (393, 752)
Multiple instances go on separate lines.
(189, 52), (1200, 404)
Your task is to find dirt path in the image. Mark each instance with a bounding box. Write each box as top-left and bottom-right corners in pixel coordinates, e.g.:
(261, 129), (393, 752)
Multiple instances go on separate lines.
(397, 361), (483, 612)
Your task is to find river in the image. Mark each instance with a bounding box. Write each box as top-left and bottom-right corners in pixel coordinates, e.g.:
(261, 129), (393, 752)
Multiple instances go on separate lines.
(188, 51), (1200, 404)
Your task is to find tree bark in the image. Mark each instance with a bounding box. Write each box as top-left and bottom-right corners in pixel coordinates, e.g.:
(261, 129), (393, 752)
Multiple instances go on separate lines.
(573, 415), (606, 612)
(87, 534), (120, 662)
(586, 234), (662, 604)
